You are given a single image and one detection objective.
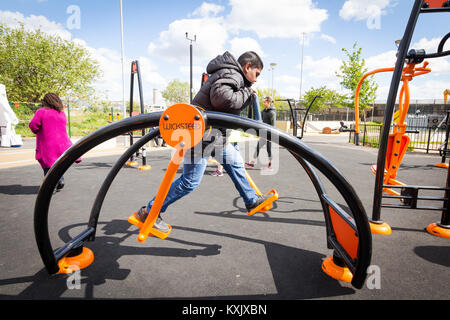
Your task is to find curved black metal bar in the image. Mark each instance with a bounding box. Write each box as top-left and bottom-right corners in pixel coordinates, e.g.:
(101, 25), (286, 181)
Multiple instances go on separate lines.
(372, 0), (423, 223)
(34, 112), (163, 274)
(300, 95), (322, 139)
(34, 110), (371, 287)
(437, 32), (450, 54)
(288, 151), (333, 248)
(208, 111), (372, 288)
(87, 128), (161, 241)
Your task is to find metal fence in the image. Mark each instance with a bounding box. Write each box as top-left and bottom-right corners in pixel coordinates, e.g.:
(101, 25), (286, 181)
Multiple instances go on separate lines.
(348, 123), (448, 153)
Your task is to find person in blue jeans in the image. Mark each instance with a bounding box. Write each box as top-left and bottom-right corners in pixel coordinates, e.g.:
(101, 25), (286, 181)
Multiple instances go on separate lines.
(135, 51), (271, 232)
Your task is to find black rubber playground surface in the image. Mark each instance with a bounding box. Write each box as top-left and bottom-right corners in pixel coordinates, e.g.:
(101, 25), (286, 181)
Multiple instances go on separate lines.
(0, 134), (448, 300)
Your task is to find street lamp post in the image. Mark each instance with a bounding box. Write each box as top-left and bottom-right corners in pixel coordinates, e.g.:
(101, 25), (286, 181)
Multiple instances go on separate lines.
(186, 32), (196, 103)
(120, 0), (126, 120)
(299, 32), (305, 101)
(270, 62), (277, 99)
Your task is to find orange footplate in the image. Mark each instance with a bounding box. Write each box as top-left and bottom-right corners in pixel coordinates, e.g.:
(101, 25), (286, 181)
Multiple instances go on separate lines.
(128, 212), (172, 239)
(247, 189), (278, 216)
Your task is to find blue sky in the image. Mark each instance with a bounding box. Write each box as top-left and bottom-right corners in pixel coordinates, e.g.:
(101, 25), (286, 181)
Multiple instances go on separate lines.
(1, 0), (449, 105)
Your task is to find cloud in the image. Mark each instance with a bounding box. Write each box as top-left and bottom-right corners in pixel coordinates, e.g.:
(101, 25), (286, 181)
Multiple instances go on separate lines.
(412, 37), (450, 53)
(301, 56), (342, 80)
(364, 50), (397, 70)
(320, 34), (336, 44)
(339, 0), (392, 21)
(0, 10), (72, 40)
(409, 80), (450, 100)
(226, 0), (328, 38)
(190, 2), (224, 18)
(147, 16), (229, 64)
(88, 47), (167, 102)
(229, 37), (265, 58)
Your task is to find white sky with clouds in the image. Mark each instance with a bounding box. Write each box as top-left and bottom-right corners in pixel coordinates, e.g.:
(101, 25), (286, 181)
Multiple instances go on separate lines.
(0, 0), (449, 105)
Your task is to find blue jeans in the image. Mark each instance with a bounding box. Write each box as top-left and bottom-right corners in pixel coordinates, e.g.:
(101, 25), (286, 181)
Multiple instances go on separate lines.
(147, 142), (258, 213)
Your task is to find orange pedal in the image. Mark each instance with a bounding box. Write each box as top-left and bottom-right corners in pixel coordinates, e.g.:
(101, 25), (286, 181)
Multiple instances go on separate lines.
(126, 161), (138, 167)
(247, 189), (278, 216)
(128, 212), (172, 239)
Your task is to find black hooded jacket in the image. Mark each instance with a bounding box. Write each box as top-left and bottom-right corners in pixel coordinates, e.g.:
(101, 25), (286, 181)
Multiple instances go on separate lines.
(192, 52), (255, 152)
(192, 51), (254, 115)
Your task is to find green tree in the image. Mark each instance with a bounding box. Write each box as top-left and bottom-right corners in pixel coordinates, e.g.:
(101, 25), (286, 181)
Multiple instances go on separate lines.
(0, 24), (101, 103)
(161, 79), (190, 105)
(303, 86), (348, 112)
(336, 42), (378, 118)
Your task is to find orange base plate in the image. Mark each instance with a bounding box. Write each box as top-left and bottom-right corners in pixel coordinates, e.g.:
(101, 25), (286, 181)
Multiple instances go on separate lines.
(321, 256), (353, 283)
(426, 223), (450, 238)
(58, 247), (94, 274)
(369, 221), (392, 235)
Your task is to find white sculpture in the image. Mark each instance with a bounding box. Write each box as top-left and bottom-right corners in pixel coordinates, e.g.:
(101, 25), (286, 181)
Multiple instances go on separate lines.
(0, 84), (22, 147)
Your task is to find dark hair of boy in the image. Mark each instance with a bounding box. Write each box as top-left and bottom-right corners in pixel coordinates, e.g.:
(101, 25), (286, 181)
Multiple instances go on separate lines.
(237, 51), (264, 70)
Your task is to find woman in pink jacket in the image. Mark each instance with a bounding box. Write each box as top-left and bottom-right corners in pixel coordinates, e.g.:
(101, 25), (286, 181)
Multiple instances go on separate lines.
(29, 93), (78, 191)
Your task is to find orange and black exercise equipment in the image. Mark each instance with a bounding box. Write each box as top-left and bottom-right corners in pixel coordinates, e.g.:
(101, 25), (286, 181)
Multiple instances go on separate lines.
(128, 103), (206, 243)
(127, 103), (278, 242)
(320, 195), (361, 284)
(355, 61), (431, 200)
(354, 60), (432, 235)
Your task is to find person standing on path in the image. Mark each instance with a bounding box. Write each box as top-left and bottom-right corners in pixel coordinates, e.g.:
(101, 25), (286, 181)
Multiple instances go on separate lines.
(245, 96), (277, 171)
(29, 93), (81, 191)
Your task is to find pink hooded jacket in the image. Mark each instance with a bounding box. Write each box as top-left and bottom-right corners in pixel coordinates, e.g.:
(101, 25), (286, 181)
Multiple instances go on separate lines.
(29, 107), (76, 169)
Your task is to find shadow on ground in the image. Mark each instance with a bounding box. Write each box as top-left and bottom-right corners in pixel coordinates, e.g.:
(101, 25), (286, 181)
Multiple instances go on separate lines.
(0, 215), (354, 300)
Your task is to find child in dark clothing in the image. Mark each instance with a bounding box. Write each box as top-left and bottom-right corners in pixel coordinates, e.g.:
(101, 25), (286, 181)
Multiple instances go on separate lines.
(245, 96), (277, 171)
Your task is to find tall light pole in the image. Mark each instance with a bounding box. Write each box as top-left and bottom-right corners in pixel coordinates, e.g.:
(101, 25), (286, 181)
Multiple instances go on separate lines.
(120, 0), (126, 120)
(186, 32), (196, 103)
(270, 62), (277, 99)
(299, 32), (305, 101)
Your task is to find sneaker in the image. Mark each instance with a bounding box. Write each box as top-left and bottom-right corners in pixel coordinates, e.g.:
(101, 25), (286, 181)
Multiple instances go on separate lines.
(245, 194), (271, 213)
(135, 206), (170, 233)
(56, 181), (65, 190)
(211, 169), (223, 176)
(245, 161), (255, 168)
(262, 164), (273, 172)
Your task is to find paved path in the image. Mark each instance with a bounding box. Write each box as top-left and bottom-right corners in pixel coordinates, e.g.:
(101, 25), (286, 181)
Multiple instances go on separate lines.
(0, 132), (448, 301)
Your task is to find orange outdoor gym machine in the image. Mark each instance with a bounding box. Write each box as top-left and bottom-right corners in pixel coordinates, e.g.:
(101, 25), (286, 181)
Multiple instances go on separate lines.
(352, 0), (450, 238)
(127, 103), (278, 243)
(354, 60), (431, 199)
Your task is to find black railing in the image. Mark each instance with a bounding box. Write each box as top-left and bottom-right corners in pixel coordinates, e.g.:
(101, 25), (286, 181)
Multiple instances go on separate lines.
(348, 123), (448, 153)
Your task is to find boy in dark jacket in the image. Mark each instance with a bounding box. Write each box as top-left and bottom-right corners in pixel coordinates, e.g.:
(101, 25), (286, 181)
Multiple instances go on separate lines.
(136, 51), (271, 232)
